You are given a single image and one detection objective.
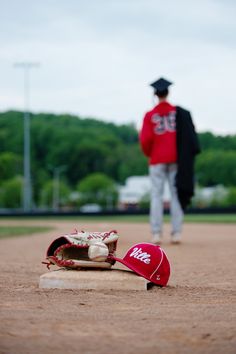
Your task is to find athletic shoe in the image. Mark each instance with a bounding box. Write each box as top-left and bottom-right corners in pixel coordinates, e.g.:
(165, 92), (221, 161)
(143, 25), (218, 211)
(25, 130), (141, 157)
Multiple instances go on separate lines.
(171, 233), (181, 244)
(151, 233), (162, 245)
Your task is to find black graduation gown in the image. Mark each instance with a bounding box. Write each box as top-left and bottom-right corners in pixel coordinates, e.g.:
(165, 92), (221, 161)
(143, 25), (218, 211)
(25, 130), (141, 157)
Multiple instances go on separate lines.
(175, 106), (201, 210)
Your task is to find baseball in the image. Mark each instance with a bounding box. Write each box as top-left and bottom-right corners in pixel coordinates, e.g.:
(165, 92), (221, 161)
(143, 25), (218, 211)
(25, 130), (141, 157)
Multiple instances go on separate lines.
(88, 241), (109, 262)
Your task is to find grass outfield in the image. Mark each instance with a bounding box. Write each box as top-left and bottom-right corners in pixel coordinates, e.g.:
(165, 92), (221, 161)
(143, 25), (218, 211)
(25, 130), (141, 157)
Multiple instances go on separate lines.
(0, 226), (54, 239)
(183, 213), (236, 223)
(23, 213), (236, 224)
(71, 213), (236, 224)
(0, 214), (236, 224)
(0, 214), (235, 239)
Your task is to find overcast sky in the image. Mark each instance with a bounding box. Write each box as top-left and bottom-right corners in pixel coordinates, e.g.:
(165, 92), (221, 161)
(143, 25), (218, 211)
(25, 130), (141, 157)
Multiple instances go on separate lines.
(0, 0), (235, 134)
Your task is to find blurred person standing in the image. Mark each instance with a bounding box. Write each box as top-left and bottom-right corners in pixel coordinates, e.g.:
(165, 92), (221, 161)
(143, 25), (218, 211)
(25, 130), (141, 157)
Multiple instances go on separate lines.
(140, 77), (200, 244)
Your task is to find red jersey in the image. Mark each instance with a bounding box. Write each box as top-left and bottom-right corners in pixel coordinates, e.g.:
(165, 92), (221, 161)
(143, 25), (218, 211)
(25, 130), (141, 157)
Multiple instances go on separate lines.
(140, 101), (177, 165)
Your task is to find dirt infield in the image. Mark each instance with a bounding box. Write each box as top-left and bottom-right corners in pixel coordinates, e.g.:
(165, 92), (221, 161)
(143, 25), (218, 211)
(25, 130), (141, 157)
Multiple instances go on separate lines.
(0, 219), (235, 354)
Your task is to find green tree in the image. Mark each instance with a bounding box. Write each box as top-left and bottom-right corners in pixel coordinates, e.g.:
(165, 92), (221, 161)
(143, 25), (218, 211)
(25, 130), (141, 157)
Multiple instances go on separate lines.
(1, 110), (236, 207)
(118, 145), (148, 182)
(0, 152), (22, 181)
(39, 179), (71, 209)
(225, 187), (236, 206)
(195, 150), (236, 186)
(77, 173), (118, 209)
(199, 132), (236, 151)
(0, 176), (23, 208)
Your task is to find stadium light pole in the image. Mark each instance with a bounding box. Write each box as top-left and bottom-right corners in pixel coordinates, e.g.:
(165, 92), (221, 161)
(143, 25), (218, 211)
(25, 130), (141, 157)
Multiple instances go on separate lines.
(14, 62), (40, 212)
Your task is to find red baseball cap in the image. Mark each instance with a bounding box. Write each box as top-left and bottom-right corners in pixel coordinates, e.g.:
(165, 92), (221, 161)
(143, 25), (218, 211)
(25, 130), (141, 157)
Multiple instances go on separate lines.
(113, 243), (171, 286)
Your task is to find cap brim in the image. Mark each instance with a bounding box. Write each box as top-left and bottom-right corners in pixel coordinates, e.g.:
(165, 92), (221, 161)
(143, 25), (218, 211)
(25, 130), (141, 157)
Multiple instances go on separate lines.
(113, 256), (155, 285)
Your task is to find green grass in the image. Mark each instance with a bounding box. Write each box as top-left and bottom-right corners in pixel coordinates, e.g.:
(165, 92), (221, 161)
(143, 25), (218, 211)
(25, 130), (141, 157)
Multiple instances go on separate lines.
(0, 214), (235, 239)
(83, 213), (235, 223)
(1, 214), (235, 224)
(183, 214), (236, 224)
(0, 226), (54, 239)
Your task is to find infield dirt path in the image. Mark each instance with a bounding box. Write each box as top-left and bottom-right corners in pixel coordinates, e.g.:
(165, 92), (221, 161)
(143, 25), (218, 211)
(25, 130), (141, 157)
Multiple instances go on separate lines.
(0, 219), (235, 354)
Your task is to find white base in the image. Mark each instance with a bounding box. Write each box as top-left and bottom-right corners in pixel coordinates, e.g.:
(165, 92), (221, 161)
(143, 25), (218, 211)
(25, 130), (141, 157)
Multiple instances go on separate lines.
(39, 268), (150, 291)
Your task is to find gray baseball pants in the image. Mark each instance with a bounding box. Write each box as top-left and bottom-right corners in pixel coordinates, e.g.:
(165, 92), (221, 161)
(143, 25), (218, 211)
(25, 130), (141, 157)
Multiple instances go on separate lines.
(149, 163), (183, 235)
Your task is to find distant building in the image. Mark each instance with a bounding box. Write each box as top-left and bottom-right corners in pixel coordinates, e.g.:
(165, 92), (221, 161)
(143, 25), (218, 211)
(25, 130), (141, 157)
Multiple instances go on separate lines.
(118, 176), (170, 210)
(192, 185), (228, 207)
(79, 203), (102, 213)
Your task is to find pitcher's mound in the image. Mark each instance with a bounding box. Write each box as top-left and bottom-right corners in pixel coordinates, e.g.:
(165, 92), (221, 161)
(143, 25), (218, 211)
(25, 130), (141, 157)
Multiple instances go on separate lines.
(39, 268), (151, 291)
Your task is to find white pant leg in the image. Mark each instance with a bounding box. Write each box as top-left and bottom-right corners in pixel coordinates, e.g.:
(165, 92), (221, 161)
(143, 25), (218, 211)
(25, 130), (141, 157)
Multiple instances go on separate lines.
(167, 163), (184, 234)
(149, 164), (166, 234)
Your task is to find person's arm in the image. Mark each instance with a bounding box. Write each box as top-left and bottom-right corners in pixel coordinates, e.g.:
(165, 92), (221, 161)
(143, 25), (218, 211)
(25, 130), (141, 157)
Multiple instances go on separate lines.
(139, 113), (153, 157)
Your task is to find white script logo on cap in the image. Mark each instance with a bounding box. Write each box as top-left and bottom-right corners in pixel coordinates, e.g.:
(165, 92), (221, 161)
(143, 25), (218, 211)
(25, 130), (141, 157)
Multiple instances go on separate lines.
(129, 247), (151, 264)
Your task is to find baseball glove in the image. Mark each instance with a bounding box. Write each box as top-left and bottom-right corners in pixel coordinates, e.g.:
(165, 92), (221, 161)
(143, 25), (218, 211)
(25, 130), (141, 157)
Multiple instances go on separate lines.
(43, 229), (119, 269)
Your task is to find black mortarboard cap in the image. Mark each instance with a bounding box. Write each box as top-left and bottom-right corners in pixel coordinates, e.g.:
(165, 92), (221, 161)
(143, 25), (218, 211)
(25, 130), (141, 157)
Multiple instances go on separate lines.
(150, 77), (173, 92)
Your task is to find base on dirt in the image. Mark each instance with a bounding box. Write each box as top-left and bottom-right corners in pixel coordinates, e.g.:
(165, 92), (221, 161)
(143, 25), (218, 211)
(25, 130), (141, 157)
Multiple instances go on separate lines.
(39, 268), (152, 291)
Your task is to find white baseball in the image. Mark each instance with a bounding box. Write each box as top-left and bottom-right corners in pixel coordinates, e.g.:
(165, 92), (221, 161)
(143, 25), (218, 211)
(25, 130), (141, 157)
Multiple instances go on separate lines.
(88, 241), (109, 262)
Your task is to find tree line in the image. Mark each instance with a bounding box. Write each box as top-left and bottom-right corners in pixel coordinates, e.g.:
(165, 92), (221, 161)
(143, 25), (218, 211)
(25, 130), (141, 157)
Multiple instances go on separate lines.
(0, 110), (236, 209)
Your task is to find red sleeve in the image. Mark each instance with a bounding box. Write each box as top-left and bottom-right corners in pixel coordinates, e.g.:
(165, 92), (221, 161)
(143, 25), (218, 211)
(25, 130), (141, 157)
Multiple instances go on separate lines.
(139, 113), (153, 157)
